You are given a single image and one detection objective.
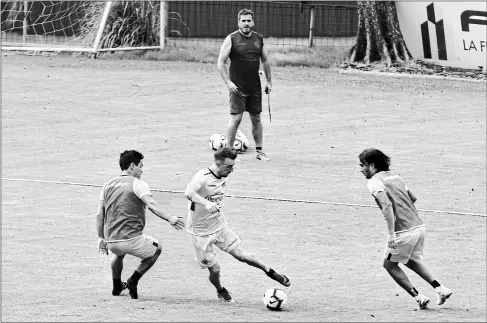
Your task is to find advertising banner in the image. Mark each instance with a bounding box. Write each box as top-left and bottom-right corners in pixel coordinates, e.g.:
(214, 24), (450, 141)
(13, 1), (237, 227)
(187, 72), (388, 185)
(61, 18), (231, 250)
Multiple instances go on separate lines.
(396, 2), (486, 70)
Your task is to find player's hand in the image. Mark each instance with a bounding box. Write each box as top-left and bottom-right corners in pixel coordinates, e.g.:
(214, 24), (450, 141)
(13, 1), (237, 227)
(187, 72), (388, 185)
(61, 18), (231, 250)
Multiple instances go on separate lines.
(98, 238), (109, 255)
(265, 82), (272, 94)
(387, 233), (397, 249)
(168, 215), (185, 230)
(226, 81), (238, 93)
(205, 202), (220, 213)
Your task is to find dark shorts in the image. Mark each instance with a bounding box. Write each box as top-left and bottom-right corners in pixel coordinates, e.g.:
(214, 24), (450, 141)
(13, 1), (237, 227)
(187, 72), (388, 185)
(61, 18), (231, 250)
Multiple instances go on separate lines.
(229, 90), (262, 115)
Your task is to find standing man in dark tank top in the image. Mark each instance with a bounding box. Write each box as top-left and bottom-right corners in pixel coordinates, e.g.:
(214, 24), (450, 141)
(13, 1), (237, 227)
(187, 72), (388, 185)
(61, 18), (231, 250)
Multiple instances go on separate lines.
(217, 8), (272, 161)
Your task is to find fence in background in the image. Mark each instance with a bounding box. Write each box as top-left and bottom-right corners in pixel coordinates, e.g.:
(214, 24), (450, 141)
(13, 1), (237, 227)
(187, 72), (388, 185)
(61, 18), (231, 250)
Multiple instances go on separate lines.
(1, 1), (358, 52)
(166, 1), (358, 48)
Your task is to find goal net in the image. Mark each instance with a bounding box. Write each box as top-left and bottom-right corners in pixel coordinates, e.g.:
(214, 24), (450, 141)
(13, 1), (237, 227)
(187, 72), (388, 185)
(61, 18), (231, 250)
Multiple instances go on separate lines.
(1, 1), (166, 53)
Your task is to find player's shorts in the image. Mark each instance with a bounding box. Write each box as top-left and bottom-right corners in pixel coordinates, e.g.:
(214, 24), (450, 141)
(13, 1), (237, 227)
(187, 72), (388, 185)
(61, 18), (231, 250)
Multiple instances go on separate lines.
(229, 90), (262, 114)
(107, 234), (159, 260)
(188, 226), (241, 268)
(384, 226), (425, 264)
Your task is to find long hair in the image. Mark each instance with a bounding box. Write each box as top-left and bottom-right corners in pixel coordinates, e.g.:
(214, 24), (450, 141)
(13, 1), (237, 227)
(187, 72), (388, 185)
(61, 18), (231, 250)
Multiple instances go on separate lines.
(358, 148), (390, 172)
(119, 150), (144, 170)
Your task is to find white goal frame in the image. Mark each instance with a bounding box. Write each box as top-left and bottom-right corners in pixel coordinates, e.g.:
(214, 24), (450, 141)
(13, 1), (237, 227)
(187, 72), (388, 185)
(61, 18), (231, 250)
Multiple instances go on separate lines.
(1, 1), (168, 54)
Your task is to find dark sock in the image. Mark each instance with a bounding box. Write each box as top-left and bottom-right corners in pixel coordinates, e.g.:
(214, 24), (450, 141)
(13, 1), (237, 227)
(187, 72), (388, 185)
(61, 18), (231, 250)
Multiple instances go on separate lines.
(256, 147), (262, 151)
(113, 278), (123, 289)
(217, 287), (225, 293)
(129, 271), (142, 285)
(431, 280), (441, 288)
(266, 268), (275, 277)
(408, 287), (419, 297)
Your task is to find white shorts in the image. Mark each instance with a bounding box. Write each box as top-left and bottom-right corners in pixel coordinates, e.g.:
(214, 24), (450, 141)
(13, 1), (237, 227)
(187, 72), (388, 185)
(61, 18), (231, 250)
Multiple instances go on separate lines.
(188, 227), (241, 268)
(107, 235), (159, 259)
(384, 226), (425, 264)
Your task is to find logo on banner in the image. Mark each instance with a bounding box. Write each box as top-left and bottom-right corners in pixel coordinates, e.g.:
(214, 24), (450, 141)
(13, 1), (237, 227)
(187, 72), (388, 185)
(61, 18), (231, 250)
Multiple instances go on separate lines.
(460, 10), (487, 52)
(420, 3), (447, 60)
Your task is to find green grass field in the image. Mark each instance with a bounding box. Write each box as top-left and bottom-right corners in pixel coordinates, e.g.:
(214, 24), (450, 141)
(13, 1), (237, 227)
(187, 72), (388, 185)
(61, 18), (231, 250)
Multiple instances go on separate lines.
(2, 54), (486, 322)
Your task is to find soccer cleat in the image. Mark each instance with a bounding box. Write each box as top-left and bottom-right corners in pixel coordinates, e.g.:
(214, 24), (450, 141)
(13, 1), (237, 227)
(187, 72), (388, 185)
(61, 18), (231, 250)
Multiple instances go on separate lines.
(217, 287), (235, 303)
(255, 151), (271, 161)
(267, 269), (291, 287)
(126, 279), (138, 299)
(436, 287), (452, 305)
(416, 294), (430, 310)
(112, 281), (128, 296)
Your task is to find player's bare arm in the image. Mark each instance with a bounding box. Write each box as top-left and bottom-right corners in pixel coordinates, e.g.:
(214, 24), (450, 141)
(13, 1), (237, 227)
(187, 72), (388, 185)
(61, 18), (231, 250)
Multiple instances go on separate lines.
(140, 195), (185, 230)
(375, 191), (397, 249)
(407, 189), (417, 204)
(217, 36), (238, 92)
(261, 45), (272, 93)
(95, 200), (108, 255)
(184, 188), (220, 213)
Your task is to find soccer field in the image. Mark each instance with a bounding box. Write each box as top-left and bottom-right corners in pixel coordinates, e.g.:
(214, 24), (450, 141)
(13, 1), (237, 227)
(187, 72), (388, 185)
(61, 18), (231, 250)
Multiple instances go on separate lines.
(2, 54), (486, 322)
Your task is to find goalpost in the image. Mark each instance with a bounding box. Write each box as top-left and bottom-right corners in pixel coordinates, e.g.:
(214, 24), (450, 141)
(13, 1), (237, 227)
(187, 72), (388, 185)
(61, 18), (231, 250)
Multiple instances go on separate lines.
(1, 1), (168, 54)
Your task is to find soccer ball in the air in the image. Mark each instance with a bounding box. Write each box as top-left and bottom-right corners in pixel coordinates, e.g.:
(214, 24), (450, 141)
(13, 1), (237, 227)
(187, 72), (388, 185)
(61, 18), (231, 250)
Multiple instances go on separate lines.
(263, 288), (287, 311)
(209, 133), (226, 151)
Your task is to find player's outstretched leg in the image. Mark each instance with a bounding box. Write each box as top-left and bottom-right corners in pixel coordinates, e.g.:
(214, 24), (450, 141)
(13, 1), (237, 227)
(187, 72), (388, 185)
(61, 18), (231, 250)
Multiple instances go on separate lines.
(266, 268), (291, 287)
(208, 263), (235, 302)
(404, 259), (453, 305)
(111, 254), (127, 296)
(384, 259), (429, 309)
(228, 246), (290, 287)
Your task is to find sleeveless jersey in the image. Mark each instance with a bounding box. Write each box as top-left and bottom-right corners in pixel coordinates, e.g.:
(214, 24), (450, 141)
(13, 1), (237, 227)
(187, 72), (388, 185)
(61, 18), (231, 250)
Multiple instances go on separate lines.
(229, 30), (264, 92)
(185, 168), (228, 236)
(367, 171), (424, 233)
(100, 175), (151, 242)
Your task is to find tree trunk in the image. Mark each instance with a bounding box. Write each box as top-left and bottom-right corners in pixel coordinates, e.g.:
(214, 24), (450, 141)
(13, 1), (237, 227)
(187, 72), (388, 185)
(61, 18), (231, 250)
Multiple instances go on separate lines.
(349, 1), (412, 66)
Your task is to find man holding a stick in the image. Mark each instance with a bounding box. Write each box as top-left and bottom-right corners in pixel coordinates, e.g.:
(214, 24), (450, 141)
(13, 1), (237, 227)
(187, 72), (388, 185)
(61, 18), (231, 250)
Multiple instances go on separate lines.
(217, 8), (272, 161)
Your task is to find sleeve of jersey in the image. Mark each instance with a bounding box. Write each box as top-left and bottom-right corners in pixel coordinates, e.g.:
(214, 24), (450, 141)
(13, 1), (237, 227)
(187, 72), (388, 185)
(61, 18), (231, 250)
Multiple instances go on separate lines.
(185, 171), (205, 200)
(367, 178), (385, 197)
(133, 179), (152, 199)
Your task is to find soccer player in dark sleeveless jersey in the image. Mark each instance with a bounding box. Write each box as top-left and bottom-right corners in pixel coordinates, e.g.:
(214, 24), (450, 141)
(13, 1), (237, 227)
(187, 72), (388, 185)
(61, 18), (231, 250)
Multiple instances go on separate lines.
(184, 147), (290, 302)
(217, 8), (272, 161)
(358, 148), (453, 310)
(96, 150), (185, 299)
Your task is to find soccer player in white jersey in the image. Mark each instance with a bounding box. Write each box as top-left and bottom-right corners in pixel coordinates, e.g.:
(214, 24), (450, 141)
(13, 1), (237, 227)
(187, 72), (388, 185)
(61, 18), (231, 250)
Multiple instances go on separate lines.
(96, 150), (185, 299)
(358, 148), (452, 310)
(184, 147), (290, 302)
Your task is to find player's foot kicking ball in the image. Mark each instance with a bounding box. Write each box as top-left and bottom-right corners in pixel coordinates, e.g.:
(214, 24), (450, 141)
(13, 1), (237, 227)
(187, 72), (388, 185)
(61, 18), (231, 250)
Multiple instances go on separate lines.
(267, 268), (290, 287)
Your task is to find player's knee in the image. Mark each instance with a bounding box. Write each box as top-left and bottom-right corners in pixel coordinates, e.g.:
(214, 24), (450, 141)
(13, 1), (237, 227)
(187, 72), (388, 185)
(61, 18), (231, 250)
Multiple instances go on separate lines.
(249, 113), (261, 123)
(383, 259), (397, 270)
(154, 244), (162, 256)
(142, 245), (162, 263)
(229, 114), (243, 126)
(233, 249), (252, 263)
(208, 262), (221, 275)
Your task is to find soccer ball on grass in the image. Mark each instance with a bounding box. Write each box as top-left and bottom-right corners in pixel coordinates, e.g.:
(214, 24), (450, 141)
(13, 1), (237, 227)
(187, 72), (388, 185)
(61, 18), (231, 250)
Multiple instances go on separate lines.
(209, 131), (250, 152)
(234, 130), (250, 152)
(263, 288), (287, 311)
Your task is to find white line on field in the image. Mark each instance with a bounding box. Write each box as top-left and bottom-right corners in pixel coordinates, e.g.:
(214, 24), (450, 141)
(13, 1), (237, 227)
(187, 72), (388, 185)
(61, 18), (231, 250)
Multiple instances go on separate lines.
(2, 177), (486, 217)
